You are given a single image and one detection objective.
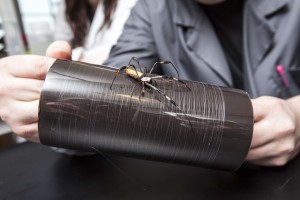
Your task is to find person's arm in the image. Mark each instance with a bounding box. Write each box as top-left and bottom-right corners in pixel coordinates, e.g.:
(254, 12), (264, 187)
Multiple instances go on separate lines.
(0, 41), (71, 142)
(104, 0), (158, 69)
(246, 95), (300, 166)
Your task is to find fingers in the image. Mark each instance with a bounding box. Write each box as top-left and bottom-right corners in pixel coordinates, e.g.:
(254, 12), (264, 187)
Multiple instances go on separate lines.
(13, 123), (39, 143)
(250, 116), (293, 149)
(249, 155), (291, 167)
(250, 97), (295, 148)
(251, 97), (270, 122)
(0, 55), (55, 80)
(1, 99), (39, 125)
(247, 96), (299, 167)
(247, 136), (295, 161)
(1, 78), (44, 101)
(0, 100), (39, 142)
(46, 41), (72, 59)
(250, 97), (273, 151)
(248, 147), (300, 167)
(249, 119), (271, 148)
(0, 52), (58, 142)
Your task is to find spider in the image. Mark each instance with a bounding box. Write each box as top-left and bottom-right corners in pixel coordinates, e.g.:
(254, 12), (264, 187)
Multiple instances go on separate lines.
(110, 57), (194, 133)
(110, 57), (188, 108)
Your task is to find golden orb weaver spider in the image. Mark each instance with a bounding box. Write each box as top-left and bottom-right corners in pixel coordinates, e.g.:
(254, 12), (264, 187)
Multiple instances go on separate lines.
(110, 57), (194, 132)
(110, 57), (189, 107)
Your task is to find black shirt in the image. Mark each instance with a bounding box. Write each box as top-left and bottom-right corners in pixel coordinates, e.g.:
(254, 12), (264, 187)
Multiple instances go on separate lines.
(201, 0), (245, 89)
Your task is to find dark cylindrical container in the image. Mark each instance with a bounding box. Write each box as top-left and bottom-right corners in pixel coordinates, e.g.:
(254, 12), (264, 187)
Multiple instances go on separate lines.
(39, 59), (253, 170)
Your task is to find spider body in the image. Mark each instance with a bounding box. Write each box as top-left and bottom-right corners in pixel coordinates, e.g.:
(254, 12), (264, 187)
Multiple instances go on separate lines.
(126, 68), (143, 79)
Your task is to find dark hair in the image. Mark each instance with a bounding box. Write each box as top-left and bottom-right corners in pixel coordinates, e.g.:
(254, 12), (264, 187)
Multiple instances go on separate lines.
(65, 0), (118, 48)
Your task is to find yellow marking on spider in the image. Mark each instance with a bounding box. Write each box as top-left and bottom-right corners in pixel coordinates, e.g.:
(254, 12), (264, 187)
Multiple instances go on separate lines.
(126, 68), (143, 79)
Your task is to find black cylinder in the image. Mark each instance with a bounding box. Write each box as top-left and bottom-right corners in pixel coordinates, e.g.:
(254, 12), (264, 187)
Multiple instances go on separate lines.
(39, 59), (253, 170)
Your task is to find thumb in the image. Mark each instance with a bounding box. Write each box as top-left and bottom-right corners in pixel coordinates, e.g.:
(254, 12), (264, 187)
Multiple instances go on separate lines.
(46, 41), (72, 59)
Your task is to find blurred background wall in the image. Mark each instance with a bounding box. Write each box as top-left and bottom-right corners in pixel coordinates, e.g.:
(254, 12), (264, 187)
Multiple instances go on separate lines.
(0, 0), (62, 55)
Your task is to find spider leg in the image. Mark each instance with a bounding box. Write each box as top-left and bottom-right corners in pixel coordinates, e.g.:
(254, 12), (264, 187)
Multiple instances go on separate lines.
(140, 82), (146, 100)
(145, 82), (177, 106)
(128, 57), (143, 74)
(150, 75), (191, 91)
(110, 65), (128, 90)
(144, 81), (194, 133)
(151, 75), (177, 80)
(147, 60), (180, 80)
(111, 63), (142, 89)
(130, 81), (141, 98)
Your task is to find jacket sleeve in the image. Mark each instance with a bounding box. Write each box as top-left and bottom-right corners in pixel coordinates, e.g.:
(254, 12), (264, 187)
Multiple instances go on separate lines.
(104, 0), (159, 70)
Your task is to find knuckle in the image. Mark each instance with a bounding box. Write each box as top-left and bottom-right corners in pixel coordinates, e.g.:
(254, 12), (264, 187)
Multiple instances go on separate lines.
(0, 112), (8, 122)
(285, 120), (296, 133)
(280, 119), (296, 137)
(272, 157), (289, 167)
(269, 98), (284, 109)
(32, 57), (48, 79)
(13, 125), (33, 139)
(280, 142), (295, 155)
(0, 109), (10, 122)
(34, 64), (46, 79)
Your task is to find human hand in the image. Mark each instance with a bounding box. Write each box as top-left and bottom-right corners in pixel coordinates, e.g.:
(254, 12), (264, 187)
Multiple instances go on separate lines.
(0, 41), (71, 142)
(246, 96), (300, 166)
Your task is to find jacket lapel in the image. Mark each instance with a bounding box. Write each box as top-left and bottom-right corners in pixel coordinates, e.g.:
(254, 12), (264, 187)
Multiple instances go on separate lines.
(173, 0), (232, 86)
(243, 0), (289, 71)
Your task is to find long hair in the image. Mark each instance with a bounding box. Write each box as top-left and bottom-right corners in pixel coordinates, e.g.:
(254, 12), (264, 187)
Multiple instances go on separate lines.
(65, 0), (118, 48)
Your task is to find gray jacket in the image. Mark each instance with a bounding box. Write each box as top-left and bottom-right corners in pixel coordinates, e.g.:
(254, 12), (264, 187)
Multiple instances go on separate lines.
(105, 0), (300, 98)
